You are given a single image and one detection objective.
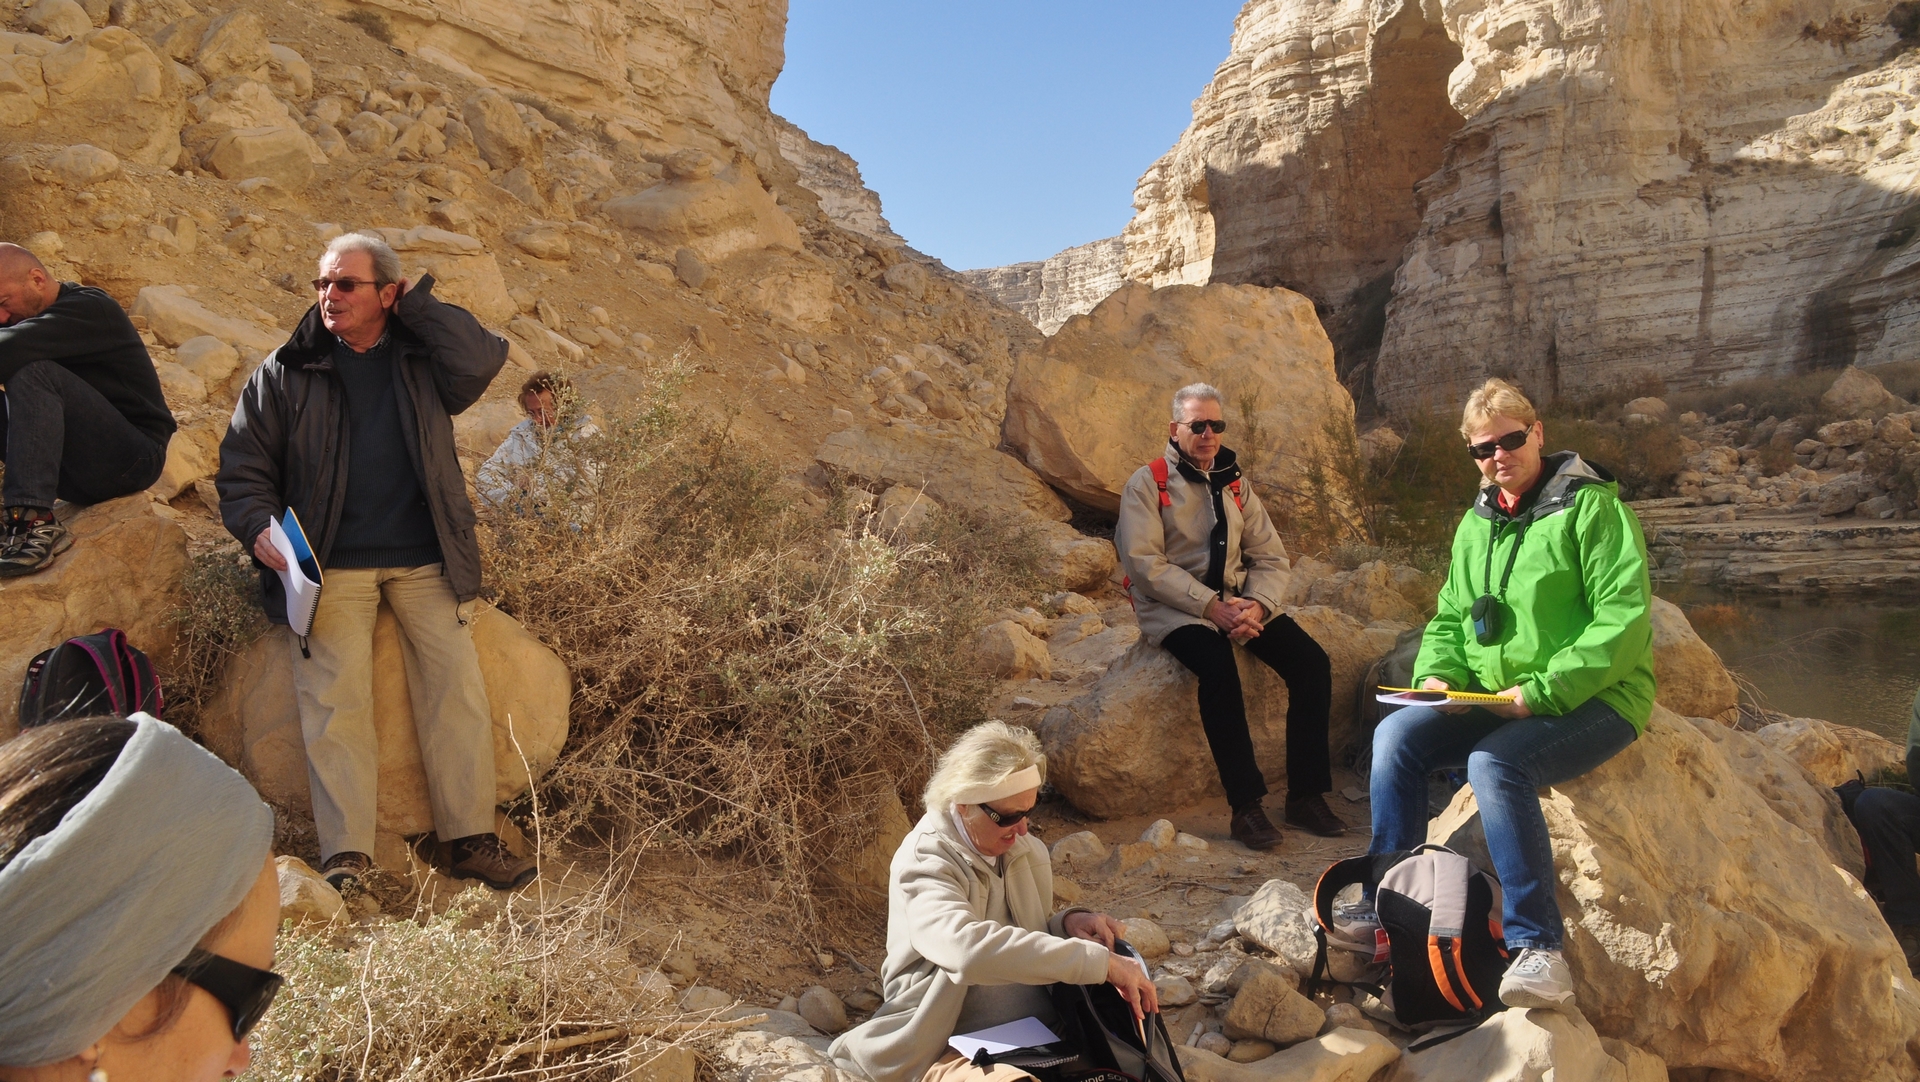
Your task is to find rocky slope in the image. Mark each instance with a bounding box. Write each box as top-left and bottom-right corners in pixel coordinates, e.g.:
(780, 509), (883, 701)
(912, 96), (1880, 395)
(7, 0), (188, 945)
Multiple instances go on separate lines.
(957, 235), (1125, 334)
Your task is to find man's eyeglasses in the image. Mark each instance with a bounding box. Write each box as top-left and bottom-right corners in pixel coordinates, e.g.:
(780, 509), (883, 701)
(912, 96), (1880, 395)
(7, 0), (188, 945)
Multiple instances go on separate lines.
(172, 947), (283, 1041)
(978, 801), (1032, 828)
(1181, 420), (1228, 435)
(311, 278), (384, 294)
(1467, 428), (1533, 461)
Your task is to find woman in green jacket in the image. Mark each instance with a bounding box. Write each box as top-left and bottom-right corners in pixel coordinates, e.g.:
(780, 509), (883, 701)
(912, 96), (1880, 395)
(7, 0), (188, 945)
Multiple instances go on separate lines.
(1368, 378), (1655, 1013)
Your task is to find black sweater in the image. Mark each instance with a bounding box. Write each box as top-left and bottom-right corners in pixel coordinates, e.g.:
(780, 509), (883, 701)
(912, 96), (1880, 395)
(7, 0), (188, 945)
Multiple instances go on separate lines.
(327, 335), (443, 570)
(0, 283), (176, 447)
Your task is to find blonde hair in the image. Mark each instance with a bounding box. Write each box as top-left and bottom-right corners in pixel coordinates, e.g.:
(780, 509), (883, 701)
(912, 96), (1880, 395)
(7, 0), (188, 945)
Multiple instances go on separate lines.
(923, 721), (1045, 813)
(1460, 378), (1538, 439)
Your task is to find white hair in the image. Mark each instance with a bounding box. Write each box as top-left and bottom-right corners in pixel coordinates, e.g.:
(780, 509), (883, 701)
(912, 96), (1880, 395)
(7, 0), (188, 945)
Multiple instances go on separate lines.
(321, 231), (402, 286)
(1171, 382), (1224, 420)
(923, 721), (1045, 813)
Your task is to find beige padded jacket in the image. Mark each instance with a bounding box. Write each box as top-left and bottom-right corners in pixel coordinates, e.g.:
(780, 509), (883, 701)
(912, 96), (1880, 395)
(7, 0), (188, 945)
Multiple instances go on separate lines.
(828, 810), (1109, 1082)
(1114, 444), (1293, 645)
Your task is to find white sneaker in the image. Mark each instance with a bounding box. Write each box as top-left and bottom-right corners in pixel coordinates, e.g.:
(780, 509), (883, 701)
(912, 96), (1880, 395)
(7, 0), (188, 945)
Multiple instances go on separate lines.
(1498, 947), (1574, 1009)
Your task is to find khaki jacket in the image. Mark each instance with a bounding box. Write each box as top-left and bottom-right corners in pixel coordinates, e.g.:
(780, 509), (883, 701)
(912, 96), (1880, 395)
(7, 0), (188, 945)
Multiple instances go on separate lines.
(1114, 444), (1292, 644)
(829, 811), (1108, 1082)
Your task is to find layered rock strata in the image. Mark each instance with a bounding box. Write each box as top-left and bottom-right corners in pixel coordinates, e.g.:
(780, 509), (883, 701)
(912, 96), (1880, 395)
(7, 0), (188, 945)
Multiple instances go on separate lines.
(774, 117), (902, 247)
(958, 236), (1125, 335)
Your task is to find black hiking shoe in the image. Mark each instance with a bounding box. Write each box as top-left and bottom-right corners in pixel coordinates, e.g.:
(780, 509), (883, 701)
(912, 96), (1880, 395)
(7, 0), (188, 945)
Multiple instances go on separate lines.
(1230, 803), (1284, 851)
(449, 833), (537, 890)
(0, 515), (71, 578)
(1285, 793), (1349, 837)
(320, 850), (373, 894)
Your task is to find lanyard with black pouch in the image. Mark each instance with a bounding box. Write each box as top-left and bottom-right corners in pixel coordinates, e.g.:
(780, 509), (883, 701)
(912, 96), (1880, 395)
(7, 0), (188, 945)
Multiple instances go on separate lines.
(1472, 512), (1529, 646)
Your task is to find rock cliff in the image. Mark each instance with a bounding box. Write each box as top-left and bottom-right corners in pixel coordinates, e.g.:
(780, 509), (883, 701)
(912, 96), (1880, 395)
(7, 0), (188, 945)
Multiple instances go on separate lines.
(774, 117), (902, 247)
(958, 235), (1125, 334)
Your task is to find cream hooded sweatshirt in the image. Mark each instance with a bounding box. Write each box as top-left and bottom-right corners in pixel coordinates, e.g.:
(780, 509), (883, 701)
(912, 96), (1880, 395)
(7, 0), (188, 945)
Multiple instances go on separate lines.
(829, 809), (1110, 1082)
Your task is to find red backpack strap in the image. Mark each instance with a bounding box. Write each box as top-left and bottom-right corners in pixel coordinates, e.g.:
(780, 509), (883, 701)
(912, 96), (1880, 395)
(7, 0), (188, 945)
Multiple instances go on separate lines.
(1228, 478), (1243, 510)
(1149, 457), (1171, 507)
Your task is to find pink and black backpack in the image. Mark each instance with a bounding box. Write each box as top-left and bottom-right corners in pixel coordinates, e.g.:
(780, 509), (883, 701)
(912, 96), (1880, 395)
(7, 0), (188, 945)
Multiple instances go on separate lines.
(17, 628), (163, 727)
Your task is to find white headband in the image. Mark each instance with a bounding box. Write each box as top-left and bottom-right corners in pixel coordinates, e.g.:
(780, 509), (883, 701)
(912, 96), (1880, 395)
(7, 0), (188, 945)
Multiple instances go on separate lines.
(951, 765), (1043, 806)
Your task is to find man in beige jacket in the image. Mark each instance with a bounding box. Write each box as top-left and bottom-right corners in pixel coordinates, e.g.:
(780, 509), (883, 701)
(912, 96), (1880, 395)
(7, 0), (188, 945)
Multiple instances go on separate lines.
(830, 723), (1157, 1082)
(1113, 383), (1344, 850)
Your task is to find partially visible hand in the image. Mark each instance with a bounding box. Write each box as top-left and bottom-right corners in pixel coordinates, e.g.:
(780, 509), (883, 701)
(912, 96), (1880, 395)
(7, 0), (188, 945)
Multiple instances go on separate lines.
(1227, 599), (1266, 643)
(1063, 910), (1124, 949)
(1487, 685), (1532, 719)
(1205, 599), (1239, 633)
(1421, 676), (1471, 715)
(1105, 951), (1160, 1021)
(252, 528), (288, 572)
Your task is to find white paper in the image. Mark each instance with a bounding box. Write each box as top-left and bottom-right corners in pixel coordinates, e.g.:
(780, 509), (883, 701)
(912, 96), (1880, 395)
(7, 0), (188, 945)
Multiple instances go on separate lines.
(268, 515), (323, 637)
(949, 1016), (1061, 1060)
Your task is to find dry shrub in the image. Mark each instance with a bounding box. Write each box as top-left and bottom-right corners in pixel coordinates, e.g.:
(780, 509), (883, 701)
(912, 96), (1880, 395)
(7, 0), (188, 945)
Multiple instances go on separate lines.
(1339, 412), (1483, 568)
(164, 547), (266, 736)
(481, 362), (1034, 922)
(1684, 603), (1749, 633)
(1542, 417), (1683, 500)
(249, 880), (693, 1080)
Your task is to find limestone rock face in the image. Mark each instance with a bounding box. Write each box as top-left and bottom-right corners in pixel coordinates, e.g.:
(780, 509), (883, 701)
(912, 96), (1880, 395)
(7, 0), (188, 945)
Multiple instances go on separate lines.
(603, 151), (802, 263)
(1041, 606), (1394, 817)
(960, 237), (1126, 335)
(774, 117), (902, 247)
(1121, 0), (1463, 365)
(1648, 598), (1738, 722)
(1372, 3), (1920, 410)
(1430, 708), (1920, 1080)
(0, 495), (189, 739)
(1005, 281), (1356, 518)
(199, 604), (570, 835)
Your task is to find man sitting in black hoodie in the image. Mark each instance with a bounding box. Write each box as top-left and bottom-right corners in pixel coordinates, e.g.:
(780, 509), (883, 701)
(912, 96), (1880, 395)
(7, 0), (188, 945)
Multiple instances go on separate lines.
(0, 243), (174, 576)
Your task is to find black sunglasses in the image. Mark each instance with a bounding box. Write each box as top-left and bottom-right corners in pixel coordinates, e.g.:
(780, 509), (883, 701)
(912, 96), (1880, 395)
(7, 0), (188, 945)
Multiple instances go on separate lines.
(172, 947), (283, 1041)
(310, 277), (386, 293)
(1181, 419), (1227, 435)
(1467, 428), (1533, 460)
(978, 801), (1033, 828)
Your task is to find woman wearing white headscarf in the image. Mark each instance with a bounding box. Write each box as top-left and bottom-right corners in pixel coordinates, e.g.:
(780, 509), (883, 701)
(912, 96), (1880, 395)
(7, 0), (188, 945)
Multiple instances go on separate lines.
(0, 714), (280, 1082)
(830, 721), (1159, 1082)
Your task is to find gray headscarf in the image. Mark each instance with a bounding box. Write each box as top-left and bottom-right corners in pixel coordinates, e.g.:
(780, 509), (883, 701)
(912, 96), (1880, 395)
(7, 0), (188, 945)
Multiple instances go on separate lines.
(0, 713), (274, 1067)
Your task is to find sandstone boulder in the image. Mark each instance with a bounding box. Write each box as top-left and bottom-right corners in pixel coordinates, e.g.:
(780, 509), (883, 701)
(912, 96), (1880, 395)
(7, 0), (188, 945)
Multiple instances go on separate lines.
(1222, 964), (1321, 1045)
(49, 142), (118, 185)
(193, 9), (270, 80)
(1233, 879), (1319, 977)
(0, 495), (188, 738)
(199, 603), (570, 835)
(1120, 917), (1169, 958)
(1620, 397), (1671, 423)
(1034, 520), (1117, 593)
(1823, 367), (1906, 420)
(461, 89), (538, 171)
(1175, 1030), (1400, 1082)
(1755, 716), (1905, 787)
(1383, 1008), (1664, 1082)
(275, 855), (344, 927)
(26, 0), (91, 41)
(205, 125), (314, 188)
(603, 153), (802, 263)
(832, 780), (911, 898)
(1648, 598), (1737, 721)
(1041, 607), (1396, 817)
(814, 425), (1069, 525)
(174, 335), (240, 387)
(132, 285), (284, 357)
(32, 27), (185, 165)
(796, 986), (847, 1034)
(977, 620), (1050, 680)
(1005, 281), (1356, 519)
(1429, 708), (1920, 1080)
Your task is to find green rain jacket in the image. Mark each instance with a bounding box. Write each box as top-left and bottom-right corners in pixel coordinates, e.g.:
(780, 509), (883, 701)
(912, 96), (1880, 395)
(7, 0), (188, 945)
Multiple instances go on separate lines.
(1415, 451), (1658, 733)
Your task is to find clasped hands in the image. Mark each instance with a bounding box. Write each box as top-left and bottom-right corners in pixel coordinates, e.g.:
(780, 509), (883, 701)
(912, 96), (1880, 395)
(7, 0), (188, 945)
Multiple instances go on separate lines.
(1063, 910), (1160, 1020)
(1205, 596), (1267, 643)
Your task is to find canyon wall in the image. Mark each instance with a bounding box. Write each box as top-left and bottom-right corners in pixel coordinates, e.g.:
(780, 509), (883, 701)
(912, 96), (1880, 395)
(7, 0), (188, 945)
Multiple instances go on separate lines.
(958, 236), (1125, 334)
(774, 117), (903, 247)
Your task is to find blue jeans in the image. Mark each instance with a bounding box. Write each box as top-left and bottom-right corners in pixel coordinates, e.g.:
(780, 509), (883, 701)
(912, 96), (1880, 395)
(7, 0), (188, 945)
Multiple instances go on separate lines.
(1368, 698), (1638, 950)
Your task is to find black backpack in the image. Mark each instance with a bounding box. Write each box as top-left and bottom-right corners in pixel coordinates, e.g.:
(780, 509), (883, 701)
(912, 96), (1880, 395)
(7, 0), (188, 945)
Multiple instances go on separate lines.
(17, 628), (164, 728)
(1311, 845), (1508, 1044)
(968, 941), (1187, 1082)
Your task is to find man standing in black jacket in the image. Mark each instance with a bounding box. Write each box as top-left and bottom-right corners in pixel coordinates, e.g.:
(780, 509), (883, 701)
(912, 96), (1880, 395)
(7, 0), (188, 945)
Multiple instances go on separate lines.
(0, 243), (174, 576)
(218, 232), (533, 893)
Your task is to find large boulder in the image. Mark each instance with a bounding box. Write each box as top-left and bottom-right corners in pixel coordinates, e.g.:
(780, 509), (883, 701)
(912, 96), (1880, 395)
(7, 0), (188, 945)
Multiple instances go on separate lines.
(1822, 366), (1907, 420)
(814, 424), (1069, 524)
(1004, 281), (1356, 518)
(1648, 598), (1737, 722)
(1041, 607), (1399, 817)
(1429, 707), (1920, 1080)
(199, 603), (570, 834)
(0, 495), (188, 738)
(1755, 716), (1905, 787)
(1175, 1029), (1399, 1082)
(602, 150), (801, 263)
(1383, 1008), (1665, 1082)
(132, 285), (284, 358)
(11, 27), (186, 165)
(204, 126), (314, 188)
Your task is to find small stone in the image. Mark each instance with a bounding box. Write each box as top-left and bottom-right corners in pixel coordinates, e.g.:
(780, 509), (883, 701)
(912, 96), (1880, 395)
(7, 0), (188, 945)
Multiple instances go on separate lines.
(1050, 831), (1109, 870)
(1322, 1002), (1368, 1032)
(1223, 967), (1322, 1044)
(1197, 918), (1241, 952)
(1174, 832), (1209, 851)
(675, 247), (710, 288)
(509, 226), (571, 261)
(275, 855), (344, 926)
(832, 407), (855, 425)
(1140, 819), (1177, 850)
(677, 985), (734, 1013)
(153, 360), (206, 407)
(797, 985), (848, 1034)
(1172, 942), (1195, 956)
(844, 988), (882, 1013)
(1050, 591), (1100, 615)
(816, 951), (835, 969)
(1196, 1031), (1234, 1057)
(1341, 786), (1367, 802)
(1154, 974), (1197, 1007)
(1053, 875), (1082, 905)
(1121, 917), (1170, 959)
(1227, 1039), (1276, 1063)
(977, 620), (1050, 680)
(174, 335), (239, 386)
(26, 0), (91, 41)
(50, 145), (121, 188)
(776, 995), (798, 1014)
(1235, 879), (1321, 976)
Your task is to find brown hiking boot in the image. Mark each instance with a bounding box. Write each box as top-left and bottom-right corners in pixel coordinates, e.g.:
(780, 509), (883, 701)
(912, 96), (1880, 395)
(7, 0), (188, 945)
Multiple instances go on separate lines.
(450, 832), (537, 890)
(1230, 803), (1283, 850)
(1286, 794), (1349, 838)
(320, 850), (373, 894)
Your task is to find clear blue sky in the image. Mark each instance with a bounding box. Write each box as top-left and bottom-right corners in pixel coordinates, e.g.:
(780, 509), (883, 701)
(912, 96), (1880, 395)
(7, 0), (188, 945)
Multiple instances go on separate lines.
(771, 1), (1246, 272)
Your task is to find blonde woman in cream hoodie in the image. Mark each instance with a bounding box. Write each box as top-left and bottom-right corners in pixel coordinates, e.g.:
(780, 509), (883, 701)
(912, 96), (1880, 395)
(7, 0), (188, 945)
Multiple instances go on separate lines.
(831, 722), (1159, 1082)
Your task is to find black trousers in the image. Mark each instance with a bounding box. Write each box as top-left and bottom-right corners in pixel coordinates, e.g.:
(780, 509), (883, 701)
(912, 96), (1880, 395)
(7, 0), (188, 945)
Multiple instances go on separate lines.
(1851, 787), (1920, 925)
(1162, 614), (1333, 809)
(0, 360), (165, 509)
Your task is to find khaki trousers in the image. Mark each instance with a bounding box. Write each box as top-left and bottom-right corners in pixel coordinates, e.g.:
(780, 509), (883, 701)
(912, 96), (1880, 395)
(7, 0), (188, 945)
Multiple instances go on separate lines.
(922, 1053), (1033, 1082)
(290, 564), (497, 861)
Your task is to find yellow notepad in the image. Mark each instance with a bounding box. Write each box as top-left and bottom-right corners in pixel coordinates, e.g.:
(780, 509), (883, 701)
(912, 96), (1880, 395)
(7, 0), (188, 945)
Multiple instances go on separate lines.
(1377, 686), (1518, 704)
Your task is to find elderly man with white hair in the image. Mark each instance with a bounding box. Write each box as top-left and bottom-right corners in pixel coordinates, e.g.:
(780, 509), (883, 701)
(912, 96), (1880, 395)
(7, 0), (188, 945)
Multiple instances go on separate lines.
(1113, 382), (1344, 851)
(830, 721), (1158, 1082)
